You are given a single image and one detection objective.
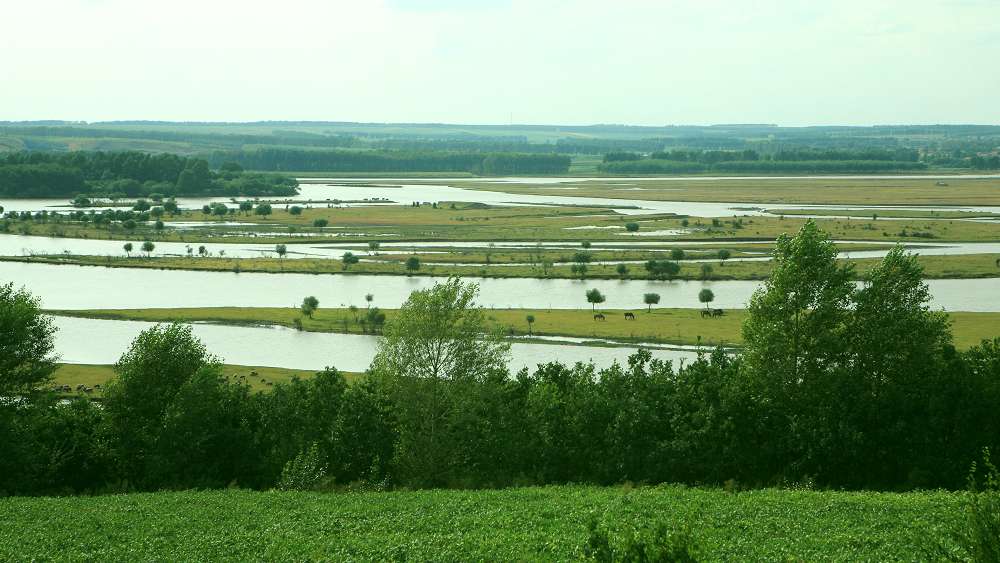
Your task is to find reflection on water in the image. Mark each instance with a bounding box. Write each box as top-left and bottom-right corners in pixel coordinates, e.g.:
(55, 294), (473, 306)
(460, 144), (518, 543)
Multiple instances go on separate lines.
(51, 316), (702, 373)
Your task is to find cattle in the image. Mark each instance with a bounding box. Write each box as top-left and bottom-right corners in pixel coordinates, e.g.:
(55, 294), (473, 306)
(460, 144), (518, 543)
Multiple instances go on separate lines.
(594, 313), (606, 321)
(624, 312), (635, 320)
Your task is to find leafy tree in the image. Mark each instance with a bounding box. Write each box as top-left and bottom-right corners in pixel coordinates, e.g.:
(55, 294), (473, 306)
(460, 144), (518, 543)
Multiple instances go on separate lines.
(275, 244), (287, 259)
(239, 201), (254, 215)
(201, 204), (212, 217)
(163, 200), (179, 215)
(586, 288), (606, 311)
(699, 263), (714, 280)
(371, 278), (510, 486)
(141, 241), (155, 256)
(123, 242), (133, 256)
(643, 292), (660, 312)
(365, 293), (374, 309)
(342, 252), (360, 270)
(581, 241), (592, 249)
(133, 199), (151, 212)
(645, 260), (681, 281)
(102, 323), (220, 485)
(571, 263), (588, 279)
(368, 241), (380, 255)
(301, 296), (319, 318)
(625, 222), (640, 232)
(313, 218), (329, 228)
(0, 284), (57, 396)
(212, 203), (228, 219)
(526, 314), (536, 336)
(405, 255), (421, 273)
(717, 249), (731, 265)
(671, 248), (685, 260)
(150, 206), (164, 219)
(289, 205), (303, 216)
(616, 263), (629, 279)
(698, 288), (715, 309)
(255, 203), (273, 217)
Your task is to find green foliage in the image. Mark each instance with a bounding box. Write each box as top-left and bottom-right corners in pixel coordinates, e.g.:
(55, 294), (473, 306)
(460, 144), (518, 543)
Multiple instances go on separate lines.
(625, 222), (640, 232)
(0, 486), (966, 560)
(698, 289), (714, 308)
(0, 283), (57, 395)
(277, 443), (328, 492)
(586, 288), (606, 311)
(585, 519), (702, 562)
(301, 296), (319, 318)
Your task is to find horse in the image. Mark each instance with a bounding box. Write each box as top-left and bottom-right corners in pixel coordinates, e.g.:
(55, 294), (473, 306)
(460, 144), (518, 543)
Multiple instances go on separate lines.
(712, 308), (725, 317)
(624, 312), (635, 320)
(700, 309), (713, 318)
(594, 313), (606, 321)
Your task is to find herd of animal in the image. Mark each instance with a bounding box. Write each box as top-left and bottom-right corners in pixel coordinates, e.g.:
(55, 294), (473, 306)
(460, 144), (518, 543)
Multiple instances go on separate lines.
(593, 309), (725, 321)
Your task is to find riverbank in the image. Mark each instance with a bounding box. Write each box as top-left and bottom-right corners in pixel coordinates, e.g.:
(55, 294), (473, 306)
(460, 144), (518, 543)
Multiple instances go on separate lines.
(52, 363), (326, 395)
(12, 251), (1000, 281)
(48, 307), (1000, 350)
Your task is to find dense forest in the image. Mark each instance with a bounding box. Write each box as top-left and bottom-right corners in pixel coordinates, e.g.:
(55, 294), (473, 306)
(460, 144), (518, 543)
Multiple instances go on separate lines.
(0, 151), (297, 198)
(2, 223), (998, 495)
(206, 148), (572, 175)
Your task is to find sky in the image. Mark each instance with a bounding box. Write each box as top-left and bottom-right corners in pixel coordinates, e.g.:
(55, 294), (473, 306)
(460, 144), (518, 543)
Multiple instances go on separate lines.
(1, 0), (998, 126)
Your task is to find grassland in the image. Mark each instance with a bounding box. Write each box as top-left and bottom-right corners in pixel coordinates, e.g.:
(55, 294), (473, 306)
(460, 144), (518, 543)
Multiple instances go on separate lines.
(458, 176), (1000, 205)
(12, 250), (1000, 281)
(0, 486), (962, 560)
(49, 308), (1000, 350)
(52, 363), (326, 395)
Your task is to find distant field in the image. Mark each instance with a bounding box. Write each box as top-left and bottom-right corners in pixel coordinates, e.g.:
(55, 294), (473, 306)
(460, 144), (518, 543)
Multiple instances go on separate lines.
(460, 177), (1000, 205)
(49, 308), (1000, 350)
(0, 486), (961, 560)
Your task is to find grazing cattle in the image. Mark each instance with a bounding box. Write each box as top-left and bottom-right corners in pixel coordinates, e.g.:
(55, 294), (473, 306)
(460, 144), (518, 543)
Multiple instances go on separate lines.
(624, 312), (635, 320)
(594, 313), (606, 321)
(700, 309), (713, 318)
(712, 308), (725, 317)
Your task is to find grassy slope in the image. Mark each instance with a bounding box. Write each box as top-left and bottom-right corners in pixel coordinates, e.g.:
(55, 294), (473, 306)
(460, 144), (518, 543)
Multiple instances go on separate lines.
(49, 308), (1000, 350)
(0, 486), (960, 560)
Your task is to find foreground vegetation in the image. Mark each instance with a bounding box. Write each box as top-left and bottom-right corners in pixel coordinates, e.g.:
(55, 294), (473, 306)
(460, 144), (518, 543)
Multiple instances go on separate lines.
(0, 486), (966, 561)
(50, 307), (1000, 350)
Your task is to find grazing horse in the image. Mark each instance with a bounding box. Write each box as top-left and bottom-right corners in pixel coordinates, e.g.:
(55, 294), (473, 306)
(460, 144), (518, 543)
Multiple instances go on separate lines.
(712, 308), (725, 317)
(594, 313), (606, 321)
(624, 312), (635, 320)
(700, 309), (713, 318)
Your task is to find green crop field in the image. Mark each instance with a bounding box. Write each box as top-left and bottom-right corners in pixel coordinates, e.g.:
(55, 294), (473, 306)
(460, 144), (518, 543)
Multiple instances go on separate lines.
(0, 486), (963, 560)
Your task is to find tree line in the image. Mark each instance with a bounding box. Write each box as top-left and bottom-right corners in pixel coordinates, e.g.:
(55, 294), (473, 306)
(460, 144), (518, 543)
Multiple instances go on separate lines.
(1, 223), (998, 495)
(599, 158), (928, 174)
(0, 151), (298, 198)
(205, 148), (571, 175)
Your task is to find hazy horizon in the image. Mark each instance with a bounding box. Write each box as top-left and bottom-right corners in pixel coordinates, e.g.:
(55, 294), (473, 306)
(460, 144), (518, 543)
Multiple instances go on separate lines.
(3, 0), (998, 126)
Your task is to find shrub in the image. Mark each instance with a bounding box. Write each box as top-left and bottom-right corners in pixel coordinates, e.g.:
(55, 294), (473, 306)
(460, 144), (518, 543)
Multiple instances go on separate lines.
(584, 519), (702, 562)
(926, 448), (1000, 562)
(277, 443), (328, 492)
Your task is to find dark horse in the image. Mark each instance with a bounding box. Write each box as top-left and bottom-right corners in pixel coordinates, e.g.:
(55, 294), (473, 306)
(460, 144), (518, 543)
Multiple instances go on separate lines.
(594, 313), (606, 321)
(700, 309), (713, 318)
(624, 312), (635, 320)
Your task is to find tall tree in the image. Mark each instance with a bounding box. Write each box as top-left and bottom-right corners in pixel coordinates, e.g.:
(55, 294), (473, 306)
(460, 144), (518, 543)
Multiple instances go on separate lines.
(0, 284), (57, 396)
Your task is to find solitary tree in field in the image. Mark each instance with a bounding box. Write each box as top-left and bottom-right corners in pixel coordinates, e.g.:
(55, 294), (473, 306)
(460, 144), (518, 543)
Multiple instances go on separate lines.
(342, 251), (360, 270)
(275, 244), (287, 259)
(586, 288), (606, 311)
(368, 241), (380, 255)
(526, 314), (535, 336)
(201, 205), (212, 218)
(571, 263), (588, 279)
(405, 256), (421, 274)
(301, 296), (319, 318)
(141, 241), (155, 257)
(289, 206), (303, 216)
(198, 245), (208, 257)
(671, 248), (685, 260)
(123, 242), (133, 257)
(581, 241), (592, 249)
(625, 222), (640, 232)
(255, 203), (273, 217)
(239, 201), (254, 215)
(644, 292), (660, 312)
(365, 293), (374, 310)
(700, 263), (714, 280)
(313, 218), (329, 228)
(717, 249), (731, 265)
(699, 288), (715, 310)
(616, 263), (629, 279)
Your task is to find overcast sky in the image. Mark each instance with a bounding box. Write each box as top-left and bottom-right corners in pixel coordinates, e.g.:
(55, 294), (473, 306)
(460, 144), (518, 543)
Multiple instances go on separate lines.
(2, 0), (997, 126)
